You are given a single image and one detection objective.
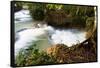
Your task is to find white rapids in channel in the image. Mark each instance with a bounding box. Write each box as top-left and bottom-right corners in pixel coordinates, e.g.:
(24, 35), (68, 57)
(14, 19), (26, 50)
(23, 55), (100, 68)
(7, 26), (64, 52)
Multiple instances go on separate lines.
(14, 10), (87, 55)
(15, 25), (86, 55)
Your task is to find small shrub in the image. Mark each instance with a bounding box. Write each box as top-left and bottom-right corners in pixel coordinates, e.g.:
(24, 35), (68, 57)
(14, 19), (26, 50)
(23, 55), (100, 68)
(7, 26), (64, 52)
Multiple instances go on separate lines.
(31, 9), (45, 21)
(15, 44), (56, 66)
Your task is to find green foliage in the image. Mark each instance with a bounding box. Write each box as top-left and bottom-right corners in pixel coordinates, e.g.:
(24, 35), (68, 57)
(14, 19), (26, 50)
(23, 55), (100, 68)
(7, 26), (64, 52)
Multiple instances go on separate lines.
(29, 3), (46, 21)
(15, 49), (26, 66)
(86, 17), (95, 31)
(25, 2), (95, 24)
(31, 9), (45, 21)
(72, 16), (87, 27)
(46, 4), (63, 10)
(15, 2), (23, 7)
(86, 7), (95, 17)
(15, 44), (56, 66)
(62, 5), (73, 14)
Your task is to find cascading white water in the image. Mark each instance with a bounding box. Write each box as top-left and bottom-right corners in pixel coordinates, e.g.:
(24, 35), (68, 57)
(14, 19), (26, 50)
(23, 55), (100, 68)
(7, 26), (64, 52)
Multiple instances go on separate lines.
(15, 25), (86, 55)
(50, 28), (86, 46)
(15, 10), (87, 55)
(15, 27), (49, 55)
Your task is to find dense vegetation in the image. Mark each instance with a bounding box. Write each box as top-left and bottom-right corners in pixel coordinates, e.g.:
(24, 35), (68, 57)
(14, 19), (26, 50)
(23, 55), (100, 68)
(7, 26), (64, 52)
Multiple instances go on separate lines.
(15, 44), (56, 66)
(14, 2), (97, 67)
(15, 2), (95, 27)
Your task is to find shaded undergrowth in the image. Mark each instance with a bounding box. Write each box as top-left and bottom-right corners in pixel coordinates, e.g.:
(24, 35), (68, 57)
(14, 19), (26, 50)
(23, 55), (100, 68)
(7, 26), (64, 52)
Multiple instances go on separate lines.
(15, 44), (56, 67)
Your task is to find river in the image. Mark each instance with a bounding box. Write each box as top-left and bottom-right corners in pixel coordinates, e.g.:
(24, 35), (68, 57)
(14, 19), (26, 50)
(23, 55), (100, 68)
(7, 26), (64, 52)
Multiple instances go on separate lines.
(14, 9), (87, 55)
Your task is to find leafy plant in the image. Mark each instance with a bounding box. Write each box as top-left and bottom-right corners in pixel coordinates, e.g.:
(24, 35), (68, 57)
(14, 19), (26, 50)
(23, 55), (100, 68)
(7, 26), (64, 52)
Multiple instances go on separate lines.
(31, 9), (45, 21)
(15, 44), (56, 66)
(29, 3), (46, 21)
(46, 4), (63, 10)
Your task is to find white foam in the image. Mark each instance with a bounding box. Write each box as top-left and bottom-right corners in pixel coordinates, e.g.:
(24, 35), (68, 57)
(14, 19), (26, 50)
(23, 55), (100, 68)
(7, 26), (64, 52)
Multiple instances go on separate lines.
(15, 27), (49, 55)
(15, 10), (87, 55)
(51, 29), (86, 47)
